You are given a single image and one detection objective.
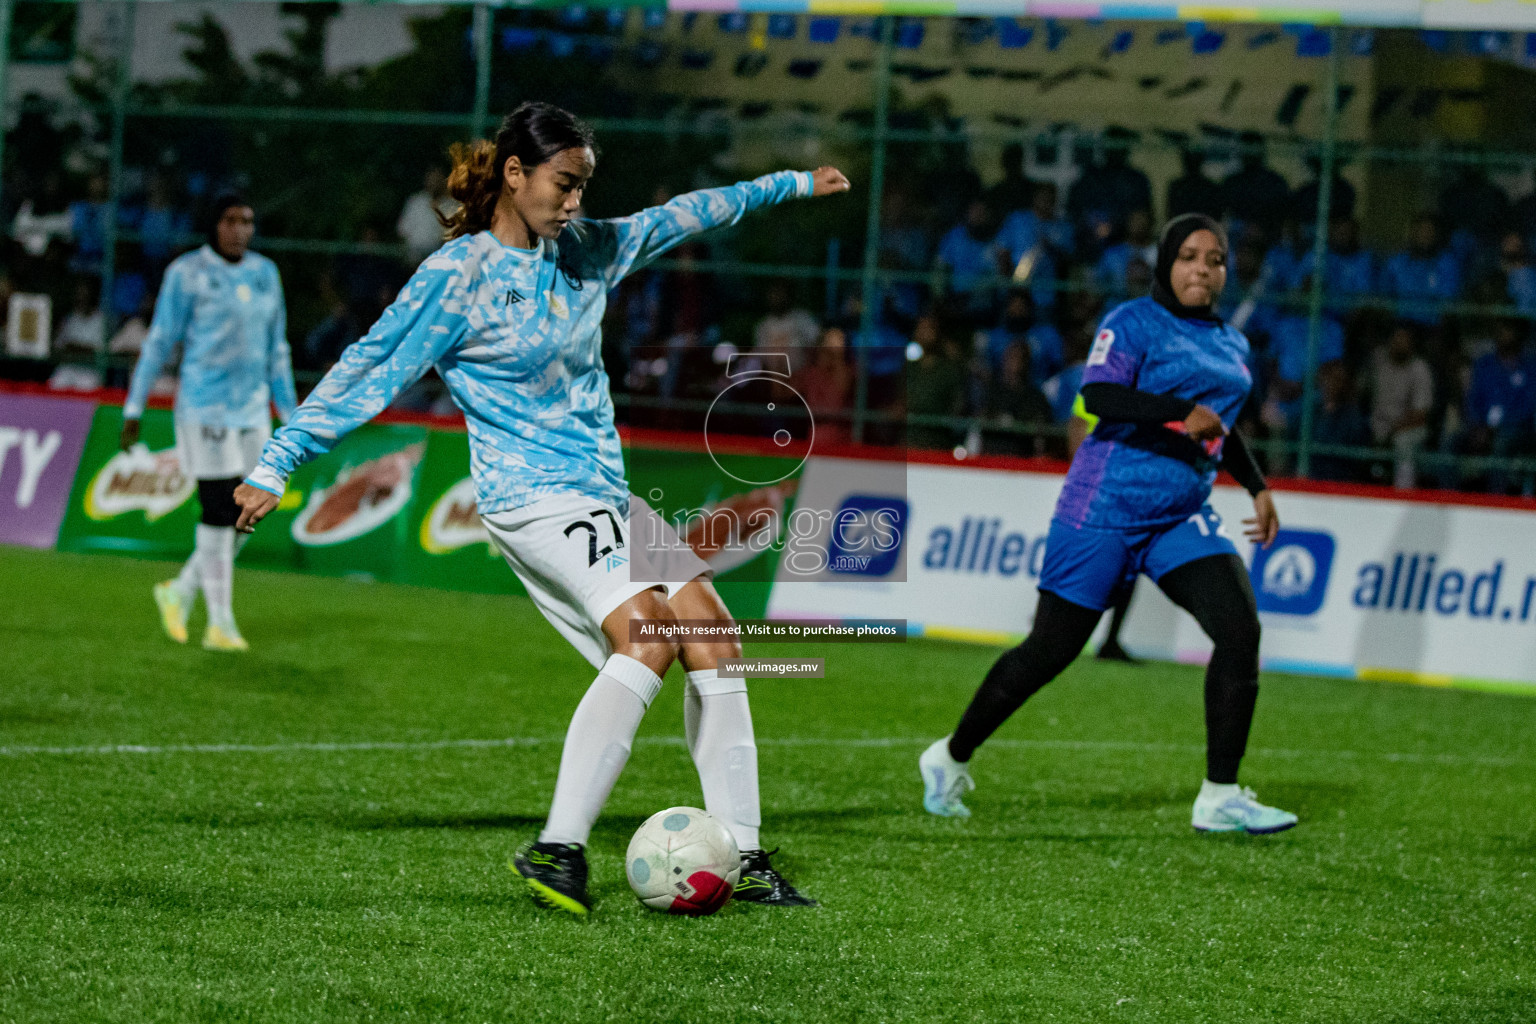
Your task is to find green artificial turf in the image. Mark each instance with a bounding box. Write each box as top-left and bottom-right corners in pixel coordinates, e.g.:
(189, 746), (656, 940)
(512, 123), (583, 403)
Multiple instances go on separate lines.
(1, 546), (1533, 1023)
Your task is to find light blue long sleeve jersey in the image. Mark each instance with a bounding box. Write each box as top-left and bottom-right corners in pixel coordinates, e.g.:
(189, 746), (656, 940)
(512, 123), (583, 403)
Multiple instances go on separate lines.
(246, 171), (814, 515)
(124, 245), (297, 427)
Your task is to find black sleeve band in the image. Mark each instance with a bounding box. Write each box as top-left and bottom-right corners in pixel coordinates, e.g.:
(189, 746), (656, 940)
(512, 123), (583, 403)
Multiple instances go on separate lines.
(1079, 382), (1198, 424)
(1220, 428), (1268, 497)
(198, 476), (243, 527)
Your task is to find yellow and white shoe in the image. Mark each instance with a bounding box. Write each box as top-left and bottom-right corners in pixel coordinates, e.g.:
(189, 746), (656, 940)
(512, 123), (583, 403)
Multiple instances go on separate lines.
(202, 624), (250, 652)
(153, 581), (191, 644)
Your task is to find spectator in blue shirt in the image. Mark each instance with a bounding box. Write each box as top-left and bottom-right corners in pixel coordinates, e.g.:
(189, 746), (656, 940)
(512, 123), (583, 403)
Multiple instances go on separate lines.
(936, 199), (1001, 317)
(983, 289), (1063, 385)
(1260, 219), (1309, 300)
(1380, 214), (1462, 326)
(1497, 230), (1536, 315)
(1445, 318), (1536, 492)
(67, 174), (111, 277)
(1295, 217), (1376, 314)
(994, 182), (1072, 313)
(1092, 208), (1157, 301)
(1066, 126), (1152, 250)
(136, 172), (192, 284)
(1263, 305), (1345, 452)
(1307, 360), (1371, 482)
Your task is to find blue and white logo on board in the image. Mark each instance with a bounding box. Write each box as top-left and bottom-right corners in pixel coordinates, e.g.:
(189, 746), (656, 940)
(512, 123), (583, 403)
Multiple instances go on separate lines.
(826, 495), (907, 576)
(1251, 529), (1335, 616)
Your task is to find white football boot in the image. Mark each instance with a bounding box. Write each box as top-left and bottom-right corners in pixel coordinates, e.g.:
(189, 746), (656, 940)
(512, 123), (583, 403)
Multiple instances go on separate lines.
(1191, 781), (1298, 834)
(920, 737), (975, 818)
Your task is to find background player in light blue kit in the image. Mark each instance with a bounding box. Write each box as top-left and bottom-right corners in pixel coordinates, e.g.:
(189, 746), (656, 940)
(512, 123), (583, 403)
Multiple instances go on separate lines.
(121, 193), (296, 652)
(921, 214), (1298, 835)
(231, 103), (849, 913)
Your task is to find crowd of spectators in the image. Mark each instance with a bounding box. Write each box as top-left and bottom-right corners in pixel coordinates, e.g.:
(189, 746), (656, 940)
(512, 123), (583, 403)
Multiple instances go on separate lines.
(621, 131), (1536, 494)
(10, 105), (1536, 493)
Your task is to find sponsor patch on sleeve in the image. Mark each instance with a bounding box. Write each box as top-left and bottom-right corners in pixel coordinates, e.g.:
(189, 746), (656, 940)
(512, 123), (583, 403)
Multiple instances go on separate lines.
(1087, 328), (1115, 367)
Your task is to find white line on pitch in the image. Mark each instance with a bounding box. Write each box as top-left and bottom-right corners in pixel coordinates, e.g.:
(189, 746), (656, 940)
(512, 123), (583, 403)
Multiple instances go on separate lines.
(0, 735), (1525, 768)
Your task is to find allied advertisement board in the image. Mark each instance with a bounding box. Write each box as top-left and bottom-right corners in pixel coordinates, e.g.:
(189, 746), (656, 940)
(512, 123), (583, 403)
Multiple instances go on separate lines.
(770, 457), (1536, 689)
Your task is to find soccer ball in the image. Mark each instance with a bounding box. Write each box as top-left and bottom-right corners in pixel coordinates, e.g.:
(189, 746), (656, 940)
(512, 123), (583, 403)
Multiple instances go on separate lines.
(625, 806), (742, 915)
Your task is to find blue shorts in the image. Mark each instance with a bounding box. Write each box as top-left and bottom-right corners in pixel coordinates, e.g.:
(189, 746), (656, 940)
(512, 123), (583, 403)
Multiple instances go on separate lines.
(1038, 505), (1239, 612)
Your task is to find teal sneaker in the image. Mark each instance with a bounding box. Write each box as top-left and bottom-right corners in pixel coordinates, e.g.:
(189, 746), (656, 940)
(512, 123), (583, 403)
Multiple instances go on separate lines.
(1192, 785), (1298, 834)
(919, 737), (974, 818)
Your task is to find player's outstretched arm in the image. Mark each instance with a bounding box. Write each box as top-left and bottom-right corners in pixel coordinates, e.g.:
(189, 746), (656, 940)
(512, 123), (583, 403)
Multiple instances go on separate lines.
(596, 167), (849, 285)
(240, 263), (464, 508)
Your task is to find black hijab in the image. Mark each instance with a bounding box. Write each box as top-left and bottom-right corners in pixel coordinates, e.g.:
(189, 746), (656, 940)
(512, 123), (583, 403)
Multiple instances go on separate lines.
(206, 191), (251, 260)
(1152, 213), (1227, 323)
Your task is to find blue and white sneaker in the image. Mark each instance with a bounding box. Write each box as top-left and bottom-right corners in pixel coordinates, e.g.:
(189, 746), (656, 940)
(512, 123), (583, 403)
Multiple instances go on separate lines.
(920, 737), (975, 818)
(1191, 782), (1298, 834)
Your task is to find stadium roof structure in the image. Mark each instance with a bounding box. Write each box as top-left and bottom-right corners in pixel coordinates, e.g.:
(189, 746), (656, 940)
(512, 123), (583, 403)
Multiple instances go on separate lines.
(41, 0), (1536, 32)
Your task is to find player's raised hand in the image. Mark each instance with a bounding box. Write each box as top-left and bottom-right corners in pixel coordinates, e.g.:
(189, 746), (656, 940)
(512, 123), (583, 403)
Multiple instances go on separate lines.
(1244, 489), (1280, 548)
(810, 167), (851, 197)
(1182, 404), (1227, 442)
(233, 482), (282, 534)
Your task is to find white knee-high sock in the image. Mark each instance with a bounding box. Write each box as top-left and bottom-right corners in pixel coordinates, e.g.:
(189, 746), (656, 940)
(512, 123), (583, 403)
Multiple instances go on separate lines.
(686, 669), (762, 852)
(195, 525), (237, 631)
(172, 544), (202, 600)
(540, 654), (663, 847)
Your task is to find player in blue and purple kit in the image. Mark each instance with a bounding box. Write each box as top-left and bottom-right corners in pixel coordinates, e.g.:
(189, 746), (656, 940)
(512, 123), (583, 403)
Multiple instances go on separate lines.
(920, 214), (1298, 834)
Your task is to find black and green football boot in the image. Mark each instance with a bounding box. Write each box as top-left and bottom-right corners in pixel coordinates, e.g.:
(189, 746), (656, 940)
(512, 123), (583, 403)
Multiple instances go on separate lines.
(510, 841), (591, 915)
(733, 848), (817, 907)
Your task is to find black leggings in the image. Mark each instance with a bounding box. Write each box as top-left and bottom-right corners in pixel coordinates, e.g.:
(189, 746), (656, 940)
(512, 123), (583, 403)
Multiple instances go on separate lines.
(948, 553), (1261, 784)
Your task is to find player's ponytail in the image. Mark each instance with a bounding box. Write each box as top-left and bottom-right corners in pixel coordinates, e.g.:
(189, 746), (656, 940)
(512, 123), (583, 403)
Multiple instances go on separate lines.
(442, 139), (501, 239)
(440, 102), (597, 240)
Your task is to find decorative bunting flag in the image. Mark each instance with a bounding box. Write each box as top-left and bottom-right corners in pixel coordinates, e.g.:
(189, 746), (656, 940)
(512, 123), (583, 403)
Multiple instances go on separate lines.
(809, 18), (840, 44)
(996, 19), (1033, 49)
(1193, 30), (1225, 55)
(896, 19), (925, 49)
(1297, 28), (1331, 57)
(769, 15), (798, 40)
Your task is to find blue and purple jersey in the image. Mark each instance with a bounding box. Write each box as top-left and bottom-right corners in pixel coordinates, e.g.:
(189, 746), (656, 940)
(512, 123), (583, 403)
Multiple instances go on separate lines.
(1055, 297), (1252, 530)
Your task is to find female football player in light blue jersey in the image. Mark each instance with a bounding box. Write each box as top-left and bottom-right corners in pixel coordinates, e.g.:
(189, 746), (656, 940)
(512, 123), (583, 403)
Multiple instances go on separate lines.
(921, 214), (1299, 835)
(232, 103), (848, 913)
(122, 193), (296, 652)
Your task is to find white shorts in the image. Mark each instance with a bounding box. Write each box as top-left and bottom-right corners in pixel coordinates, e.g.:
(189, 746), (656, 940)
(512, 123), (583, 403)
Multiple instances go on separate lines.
(481, 493), (712, 669)
(176, 419), (270, 480)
